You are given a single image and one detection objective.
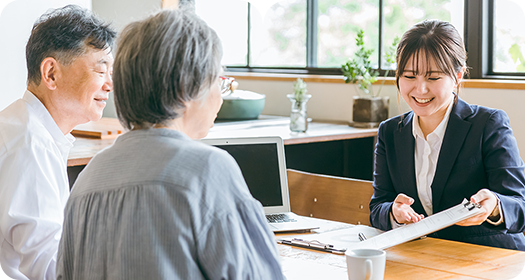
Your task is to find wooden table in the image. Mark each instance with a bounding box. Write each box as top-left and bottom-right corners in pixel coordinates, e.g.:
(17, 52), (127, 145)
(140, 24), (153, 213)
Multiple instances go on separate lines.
(277, 230), (525, 280)
(67, 118), (525, 279)
(0, 238), (525, 280)
(67, 116), (378, 182)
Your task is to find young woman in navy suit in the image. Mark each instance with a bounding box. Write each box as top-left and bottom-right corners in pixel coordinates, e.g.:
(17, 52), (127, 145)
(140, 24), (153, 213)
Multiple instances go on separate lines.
(369, 19), (525, 250)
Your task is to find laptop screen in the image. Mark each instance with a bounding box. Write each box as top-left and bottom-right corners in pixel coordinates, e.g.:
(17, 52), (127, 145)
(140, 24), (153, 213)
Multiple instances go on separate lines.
(200, 137), (290, 213)
(213, 143), (283, 207)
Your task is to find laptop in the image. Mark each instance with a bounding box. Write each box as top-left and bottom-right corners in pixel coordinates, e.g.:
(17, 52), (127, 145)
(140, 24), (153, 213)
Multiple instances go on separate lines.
(201, 136), (319, 232)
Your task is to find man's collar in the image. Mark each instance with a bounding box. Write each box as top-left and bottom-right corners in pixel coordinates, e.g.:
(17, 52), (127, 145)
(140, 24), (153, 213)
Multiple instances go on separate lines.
(24, 90), (75, 146)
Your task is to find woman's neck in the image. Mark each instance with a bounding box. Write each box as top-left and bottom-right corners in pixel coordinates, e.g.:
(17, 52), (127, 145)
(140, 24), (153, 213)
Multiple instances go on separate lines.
(417, 95), (454, 139)
(418, 114), (444, 139)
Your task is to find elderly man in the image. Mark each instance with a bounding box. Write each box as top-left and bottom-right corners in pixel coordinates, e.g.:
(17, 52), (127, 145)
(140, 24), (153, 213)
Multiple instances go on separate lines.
(0, 5), (115, 279)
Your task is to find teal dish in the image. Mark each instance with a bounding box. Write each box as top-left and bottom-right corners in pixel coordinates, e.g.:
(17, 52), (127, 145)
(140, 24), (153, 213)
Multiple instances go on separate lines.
(216, 90), (266, 120)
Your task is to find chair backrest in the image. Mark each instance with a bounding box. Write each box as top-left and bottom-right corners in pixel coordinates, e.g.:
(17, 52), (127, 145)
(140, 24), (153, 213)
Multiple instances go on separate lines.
(287, 169), (374, 225)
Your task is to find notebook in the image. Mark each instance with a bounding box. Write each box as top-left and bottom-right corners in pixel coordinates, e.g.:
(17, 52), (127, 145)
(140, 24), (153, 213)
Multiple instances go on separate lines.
(201, 136), (320, 232)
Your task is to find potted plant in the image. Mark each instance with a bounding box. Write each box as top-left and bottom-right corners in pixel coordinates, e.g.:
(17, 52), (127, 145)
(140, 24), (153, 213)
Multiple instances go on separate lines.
(342, 30), (398, 127)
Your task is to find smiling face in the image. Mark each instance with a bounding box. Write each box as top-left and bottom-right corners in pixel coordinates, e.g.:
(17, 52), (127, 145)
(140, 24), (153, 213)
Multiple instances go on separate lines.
(54, 47), (114, 126)
(398, 53), (462, 126)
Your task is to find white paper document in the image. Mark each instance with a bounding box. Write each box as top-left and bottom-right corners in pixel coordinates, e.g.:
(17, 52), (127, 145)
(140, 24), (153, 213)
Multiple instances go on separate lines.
(281, 224), (384, 252)
(350, 199), (484, 250)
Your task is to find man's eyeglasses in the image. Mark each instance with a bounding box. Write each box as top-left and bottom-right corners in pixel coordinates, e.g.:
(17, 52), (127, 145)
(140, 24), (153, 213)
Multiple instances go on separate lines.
(220, 76), (236, 96)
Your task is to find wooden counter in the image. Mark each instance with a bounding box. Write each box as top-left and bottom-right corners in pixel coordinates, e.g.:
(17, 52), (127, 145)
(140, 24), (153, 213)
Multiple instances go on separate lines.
(209, 116), (377, 145)
(67, 116), (379, 186)
(68, 116), (377, 166)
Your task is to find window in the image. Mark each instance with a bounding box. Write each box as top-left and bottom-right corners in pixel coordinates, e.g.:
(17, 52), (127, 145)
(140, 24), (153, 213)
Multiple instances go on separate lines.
(251, 1), (307, 67)
(196, 0), (308, 68)
(194, 0), (248, 66)
(195, 0), (522, 79)
(492, 0), (525, 75)
(383, 0), (464, 68)
(317, 1), (379, 68)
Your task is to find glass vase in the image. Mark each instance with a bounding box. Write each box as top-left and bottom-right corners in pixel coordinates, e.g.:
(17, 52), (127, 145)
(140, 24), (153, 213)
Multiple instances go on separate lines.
(287, 94), (312, 132)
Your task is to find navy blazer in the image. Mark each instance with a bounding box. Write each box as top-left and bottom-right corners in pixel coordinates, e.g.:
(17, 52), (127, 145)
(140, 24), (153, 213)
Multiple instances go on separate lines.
(369, 98), (525, 250)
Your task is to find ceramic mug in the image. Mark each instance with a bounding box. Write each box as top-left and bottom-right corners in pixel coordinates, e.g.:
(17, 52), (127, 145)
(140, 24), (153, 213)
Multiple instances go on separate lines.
(345, 248), (386, 280)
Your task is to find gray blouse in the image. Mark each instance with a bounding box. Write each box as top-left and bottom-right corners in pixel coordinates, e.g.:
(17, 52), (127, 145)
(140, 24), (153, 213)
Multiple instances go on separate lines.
(57, 129), (284, 280)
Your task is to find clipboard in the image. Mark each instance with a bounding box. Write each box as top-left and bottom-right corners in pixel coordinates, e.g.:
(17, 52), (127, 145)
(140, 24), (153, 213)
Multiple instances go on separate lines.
(278, 224), (384, 253)
(350, 199), (484, 250)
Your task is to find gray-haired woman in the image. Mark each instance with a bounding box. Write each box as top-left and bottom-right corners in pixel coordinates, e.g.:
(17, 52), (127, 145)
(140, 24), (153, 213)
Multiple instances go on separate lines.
(57, 8), (284, 280)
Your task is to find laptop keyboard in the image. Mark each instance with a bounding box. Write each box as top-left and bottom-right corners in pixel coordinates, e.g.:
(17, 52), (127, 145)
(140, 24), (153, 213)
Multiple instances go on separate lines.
(266, 213), (297, 223)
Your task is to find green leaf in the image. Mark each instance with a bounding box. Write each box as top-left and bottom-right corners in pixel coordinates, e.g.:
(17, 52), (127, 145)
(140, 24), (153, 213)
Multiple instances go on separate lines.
(341, 29), (378, 95)
(385, 36), (400, 66)
(509, 43), (525, 64)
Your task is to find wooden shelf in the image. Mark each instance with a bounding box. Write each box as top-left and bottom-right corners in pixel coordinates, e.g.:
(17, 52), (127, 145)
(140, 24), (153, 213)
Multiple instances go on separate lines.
(227, 72), (525, 90)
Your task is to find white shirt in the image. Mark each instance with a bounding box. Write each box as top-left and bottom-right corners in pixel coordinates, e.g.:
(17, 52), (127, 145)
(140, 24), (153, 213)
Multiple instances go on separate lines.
(390, 97), (453, 227)
(413, 97), (455, 216)
(0, 91), (74, 280)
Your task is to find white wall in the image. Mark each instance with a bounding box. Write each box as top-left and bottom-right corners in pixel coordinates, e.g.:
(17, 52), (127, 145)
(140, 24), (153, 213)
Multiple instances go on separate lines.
(0, 0), (91, 111)
(236, 80), (410, 123)
(462, 88), (525, 154)
(92, 0), (160, 32)
(0, 0), (160, 115)
(92, 0), (161, 118)
(235, 79), (525, 156)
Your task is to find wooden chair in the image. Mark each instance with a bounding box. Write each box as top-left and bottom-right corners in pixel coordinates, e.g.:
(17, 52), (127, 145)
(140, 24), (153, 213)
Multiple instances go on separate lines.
(287, 169), (375, 225)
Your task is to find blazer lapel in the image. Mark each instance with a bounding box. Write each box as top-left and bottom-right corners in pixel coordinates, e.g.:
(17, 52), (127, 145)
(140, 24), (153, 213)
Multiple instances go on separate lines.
(393, 113), (420, 208)
(431, 98), (473, 211)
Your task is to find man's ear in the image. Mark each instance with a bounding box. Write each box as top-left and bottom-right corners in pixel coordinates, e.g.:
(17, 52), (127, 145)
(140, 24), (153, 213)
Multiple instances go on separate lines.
(40, 57), (59, 90)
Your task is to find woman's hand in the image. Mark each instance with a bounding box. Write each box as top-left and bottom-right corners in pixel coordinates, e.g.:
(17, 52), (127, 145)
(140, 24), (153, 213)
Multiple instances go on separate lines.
(456, 189), (498, 226)
(392, 193), (425, 224)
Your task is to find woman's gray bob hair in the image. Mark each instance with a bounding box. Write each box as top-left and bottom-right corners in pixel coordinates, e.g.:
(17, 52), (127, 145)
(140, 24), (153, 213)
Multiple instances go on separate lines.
(113, 8), (223, 130)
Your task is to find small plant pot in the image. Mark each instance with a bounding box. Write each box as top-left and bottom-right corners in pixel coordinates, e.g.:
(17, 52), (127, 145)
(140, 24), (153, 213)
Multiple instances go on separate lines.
(350, 96), (389, 128)
(287, 94), (312, 132)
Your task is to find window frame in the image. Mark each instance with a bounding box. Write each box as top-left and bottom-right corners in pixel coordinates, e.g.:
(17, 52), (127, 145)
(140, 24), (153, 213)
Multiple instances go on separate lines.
(226, 0), (385, 76)
(219, 0), (524, 79)
(481, 0), (525, 79)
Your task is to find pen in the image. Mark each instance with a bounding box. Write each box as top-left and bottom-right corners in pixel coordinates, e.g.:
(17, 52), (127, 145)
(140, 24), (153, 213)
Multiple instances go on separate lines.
(358, 232), (367, 242)
(277, 238), (346, 255)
